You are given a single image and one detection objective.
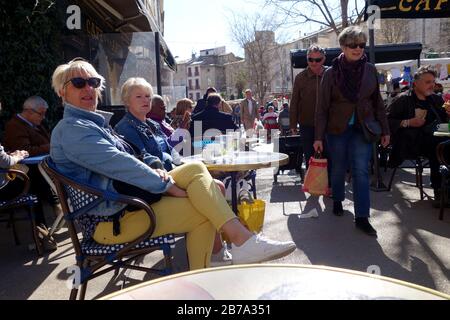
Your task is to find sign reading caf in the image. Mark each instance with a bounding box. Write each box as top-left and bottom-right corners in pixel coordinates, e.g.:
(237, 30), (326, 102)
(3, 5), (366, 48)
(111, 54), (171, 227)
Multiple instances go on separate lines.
(369, 0), (450, 18)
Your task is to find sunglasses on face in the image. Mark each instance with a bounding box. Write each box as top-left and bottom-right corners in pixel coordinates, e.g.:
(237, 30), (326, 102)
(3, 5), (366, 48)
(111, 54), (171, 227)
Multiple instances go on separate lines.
(308, 57), (323, 63)
(64, 77), (101, 89)
(346, 43), (366, 49)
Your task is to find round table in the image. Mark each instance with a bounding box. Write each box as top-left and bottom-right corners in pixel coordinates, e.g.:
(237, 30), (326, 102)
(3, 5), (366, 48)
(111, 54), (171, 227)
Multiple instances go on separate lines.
(101, 264), (450, 300)
(181, 151), (289, 213)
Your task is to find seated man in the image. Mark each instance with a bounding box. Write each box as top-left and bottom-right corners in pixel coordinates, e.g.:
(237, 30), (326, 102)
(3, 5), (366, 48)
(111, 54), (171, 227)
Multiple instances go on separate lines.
(277, 102), (290, 135)
(189, 93), (238, 139)
(3, 96), (60, 249)
(387, 66), (450, 206)
(146, 95), (175, 139)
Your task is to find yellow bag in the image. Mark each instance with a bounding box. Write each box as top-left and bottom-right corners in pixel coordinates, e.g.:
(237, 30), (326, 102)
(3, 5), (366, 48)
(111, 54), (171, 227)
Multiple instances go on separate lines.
(237, 190), (266, 233)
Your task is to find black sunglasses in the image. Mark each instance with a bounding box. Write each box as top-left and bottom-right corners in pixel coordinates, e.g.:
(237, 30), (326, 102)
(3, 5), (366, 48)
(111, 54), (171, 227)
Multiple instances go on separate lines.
(346, 43), (366, 49)
(64, 77), (101, 89)
(308, 57), (323, 63)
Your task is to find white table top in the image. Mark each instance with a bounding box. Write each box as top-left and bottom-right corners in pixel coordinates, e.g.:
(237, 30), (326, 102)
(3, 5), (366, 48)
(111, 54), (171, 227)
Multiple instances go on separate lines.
(102, 264), (449, 300)
(181, 151), (289, 172)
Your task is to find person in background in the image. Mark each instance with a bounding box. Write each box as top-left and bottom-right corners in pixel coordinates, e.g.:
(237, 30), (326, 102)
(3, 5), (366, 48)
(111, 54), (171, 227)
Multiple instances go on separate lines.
(387, 66), (450, 207)
(3, 96), (61, 242)
(171, 98), (194, 131)
(192, 87), (217, 115)
(278, 102), (290, 135)
(240, 89), (259, 135)
(147, 94), (174, 138)
(190, 93), (238, 138)
(115, 78), (179, 172)
(50, 59), (296, 269)
(313, 26), (390, 237)
(290, 45), (327, 170)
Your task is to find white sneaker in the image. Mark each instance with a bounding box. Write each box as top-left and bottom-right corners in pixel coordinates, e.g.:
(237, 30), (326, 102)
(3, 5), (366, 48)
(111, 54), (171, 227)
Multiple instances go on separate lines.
(210, 244), (233, 267)
(232, 234), (296, 265)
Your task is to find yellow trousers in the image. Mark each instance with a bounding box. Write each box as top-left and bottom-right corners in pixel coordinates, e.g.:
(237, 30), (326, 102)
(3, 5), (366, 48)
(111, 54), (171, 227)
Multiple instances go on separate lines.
(93, 162), (236, 270)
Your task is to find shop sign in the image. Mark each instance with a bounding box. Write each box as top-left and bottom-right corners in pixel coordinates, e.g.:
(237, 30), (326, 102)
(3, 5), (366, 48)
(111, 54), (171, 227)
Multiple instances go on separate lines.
(368, 0), (450, 18)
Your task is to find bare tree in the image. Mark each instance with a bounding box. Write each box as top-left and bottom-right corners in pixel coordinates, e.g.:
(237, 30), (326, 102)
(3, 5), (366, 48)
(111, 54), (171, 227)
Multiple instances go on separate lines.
(377, 19), (408, 44)
(228, 12), (285, 104)
(263, 0), (365, 35)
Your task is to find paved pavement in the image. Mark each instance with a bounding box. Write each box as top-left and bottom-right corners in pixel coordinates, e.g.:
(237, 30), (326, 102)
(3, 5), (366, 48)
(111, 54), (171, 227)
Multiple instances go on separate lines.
(1, 151), (449, 300)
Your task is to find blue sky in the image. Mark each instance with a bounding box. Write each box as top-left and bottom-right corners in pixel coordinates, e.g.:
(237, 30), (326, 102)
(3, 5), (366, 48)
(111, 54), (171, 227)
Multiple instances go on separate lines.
(164, 0), (365, 61)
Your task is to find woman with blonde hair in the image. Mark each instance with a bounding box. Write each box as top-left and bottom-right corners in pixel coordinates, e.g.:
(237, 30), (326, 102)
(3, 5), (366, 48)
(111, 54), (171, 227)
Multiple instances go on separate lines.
(50, 59), (296, 269)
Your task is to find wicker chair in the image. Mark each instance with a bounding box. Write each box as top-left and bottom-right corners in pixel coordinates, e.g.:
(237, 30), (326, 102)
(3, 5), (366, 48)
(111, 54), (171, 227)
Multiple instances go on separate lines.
(0, 168), (42, 255)
(437, 140), (450, 220)
(41, 157), (177, 300)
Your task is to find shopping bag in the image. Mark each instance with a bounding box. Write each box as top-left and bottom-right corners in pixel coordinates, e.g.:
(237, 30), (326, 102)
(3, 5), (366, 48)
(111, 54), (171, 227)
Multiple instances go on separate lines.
(302, 153), (330, 196)
(237, 190), (265, 233)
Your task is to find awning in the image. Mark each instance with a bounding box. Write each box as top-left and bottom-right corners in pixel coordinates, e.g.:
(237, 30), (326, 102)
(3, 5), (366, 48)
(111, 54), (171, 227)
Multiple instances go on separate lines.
(291, 43), (422, 69)
(365, 0), (450, 19)
(95, 0), (177, 70)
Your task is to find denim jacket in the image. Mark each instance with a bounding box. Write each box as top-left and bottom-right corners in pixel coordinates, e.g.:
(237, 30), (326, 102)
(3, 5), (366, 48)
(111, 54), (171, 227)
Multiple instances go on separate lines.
(115, 112), (176, 171)
(50, 103), (173, 217)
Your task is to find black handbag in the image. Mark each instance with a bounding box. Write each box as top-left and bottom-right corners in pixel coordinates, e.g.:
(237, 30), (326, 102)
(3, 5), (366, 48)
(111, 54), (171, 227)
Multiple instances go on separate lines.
(361, 119), (382, 143)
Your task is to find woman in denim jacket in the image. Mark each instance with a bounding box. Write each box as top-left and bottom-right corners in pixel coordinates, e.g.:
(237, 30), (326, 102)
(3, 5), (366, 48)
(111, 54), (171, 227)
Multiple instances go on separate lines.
(114, 78), (178, 171)
(50, 59), (295, 270)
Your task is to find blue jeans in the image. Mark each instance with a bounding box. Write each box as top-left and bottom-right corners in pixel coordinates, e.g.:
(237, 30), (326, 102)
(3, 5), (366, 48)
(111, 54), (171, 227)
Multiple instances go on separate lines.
(327, 126), (372, 218)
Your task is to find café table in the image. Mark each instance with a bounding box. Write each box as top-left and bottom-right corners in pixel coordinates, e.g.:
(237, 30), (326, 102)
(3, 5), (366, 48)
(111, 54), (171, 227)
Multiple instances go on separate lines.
(101, 264), (450, 300)
(181, 151), (289, 214)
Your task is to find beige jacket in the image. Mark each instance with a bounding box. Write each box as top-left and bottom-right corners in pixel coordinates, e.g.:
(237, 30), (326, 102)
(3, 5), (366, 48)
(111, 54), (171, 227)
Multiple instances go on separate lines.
(240, 98), (259, 129)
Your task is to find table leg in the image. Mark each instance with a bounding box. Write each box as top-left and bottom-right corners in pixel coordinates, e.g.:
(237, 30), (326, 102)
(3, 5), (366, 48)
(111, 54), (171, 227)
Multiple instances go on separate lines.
(231, 171), (238, 215)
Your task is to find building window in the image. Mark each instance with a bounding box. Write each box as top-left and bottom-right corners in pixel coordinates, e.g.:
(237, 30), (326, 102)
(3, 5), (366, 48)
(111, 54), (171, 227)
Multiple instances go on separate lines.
(196, 92), (201, 100)
(189, 93), (193, 99)
(195, 79), (200, 90)
(188, 79), (193, 90)
(195, 67), (199, 76)
(188, 67), (192, 77)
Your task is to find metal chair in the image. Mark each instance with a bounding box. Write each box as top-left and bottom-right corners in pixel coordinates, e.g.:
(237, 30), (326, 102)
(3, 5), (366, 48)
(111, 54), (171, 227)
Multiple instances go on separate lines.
(41, 157), (177, 300)
(437, 140), (450, 220)
(387, 156), (428, 200)
(0, 168), (42, 256)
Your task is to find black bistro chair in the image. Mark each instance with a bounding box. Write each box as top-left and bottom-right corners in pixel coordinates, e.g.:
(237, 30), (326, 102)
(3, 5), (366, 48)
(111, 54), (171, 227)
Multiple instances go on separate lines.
(0, 168), (42, 255)
(437, 139), (450, 220)
(41, 157), (177, 300)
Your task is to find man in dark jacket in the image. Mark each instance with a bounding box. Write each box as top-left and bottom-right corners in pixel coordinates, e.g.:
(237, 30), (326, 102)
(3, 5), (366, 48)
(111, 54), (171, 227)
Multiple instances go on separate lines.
(387, 66), (450, 205)
(190, 93), (238, 139)
(3, 96), (60, 248)
(192, 87), (217, 115)
(290, 45), (327, 168)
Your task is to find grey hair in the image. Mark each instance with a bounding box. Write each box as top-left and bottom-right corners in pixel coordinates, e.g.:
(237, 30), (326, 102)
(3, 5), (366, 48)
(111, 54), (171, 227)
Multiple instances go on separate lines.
(414, 65), (437, 81)
(307, 45), (325, 56)
(338, 26), (367, 47)
(23, 96), (48, 111)
(151, 94), (165, 106)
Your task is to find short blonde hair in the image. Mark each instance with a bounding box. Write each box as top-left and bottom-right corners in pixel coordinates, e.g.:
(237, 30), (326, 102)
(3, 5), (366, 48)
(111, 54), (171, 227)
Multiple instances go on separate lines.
(121, 77), (154, 106)
(52, 58), (105, 98)
(175, 98), (194, 116)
